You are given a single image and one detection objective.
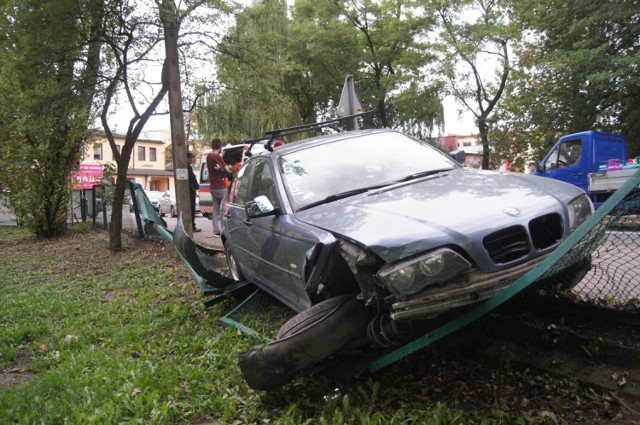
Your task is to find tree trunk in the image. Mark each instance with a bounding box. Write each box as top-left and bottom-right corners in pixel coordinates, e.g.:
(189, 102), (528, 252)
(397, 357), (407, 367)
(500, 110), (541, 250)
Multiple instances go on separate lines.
(160, 0), (192, 235)
(479, 118), (490, 170)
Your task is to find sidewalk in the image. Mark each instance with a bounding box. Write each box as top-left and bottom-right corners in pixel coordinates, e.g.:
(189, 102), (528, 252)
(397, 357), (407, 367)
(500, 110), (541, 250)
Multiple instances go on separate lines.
(162, 214), (223, 250)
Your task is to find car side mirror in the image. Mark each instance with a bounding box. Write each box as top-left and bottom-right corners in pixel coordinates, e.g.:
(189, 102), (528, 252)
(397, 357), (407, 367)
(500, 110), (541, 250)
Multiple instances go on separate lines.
(245, 196), (280, 218)
(536, 161), (546, 172)
(449, 149), (465, 164)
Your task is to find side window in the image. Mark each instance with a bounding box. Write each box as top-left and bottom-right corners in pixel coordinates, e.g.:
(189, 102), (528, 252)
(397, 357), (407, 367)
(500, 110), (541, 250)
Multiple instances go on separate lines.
(544, 139), (582, 170)
(229, 162), (251, 206)
(249, 160), (278, 207)
(562, 140), (582, 167)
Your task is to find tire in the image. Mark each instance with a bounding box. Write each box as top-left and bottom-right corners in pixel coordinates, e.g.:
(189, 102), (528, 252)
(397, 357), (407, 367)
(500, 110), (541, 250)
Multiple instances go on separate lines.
(224, 244), (244, 282)
(238, 295), (371, 391)
(170, 205), (177, 218)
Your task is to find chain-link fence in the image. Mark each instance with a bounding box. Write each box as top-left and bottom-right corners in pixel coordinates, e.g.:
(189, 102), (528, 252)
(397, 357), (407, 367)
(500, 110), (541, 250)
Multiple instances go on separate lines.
(538, 178), (640, 312)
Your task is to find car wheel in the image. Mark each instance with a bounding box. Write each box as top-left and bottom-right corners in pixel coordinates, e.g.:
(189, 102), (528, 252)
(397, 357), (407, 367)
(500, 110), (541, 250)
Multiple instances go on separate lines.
(170, 205), (177, 218)
(159, 207), (165, 217)
(238, 295), (371, 391)
(224, 244), (244, 282)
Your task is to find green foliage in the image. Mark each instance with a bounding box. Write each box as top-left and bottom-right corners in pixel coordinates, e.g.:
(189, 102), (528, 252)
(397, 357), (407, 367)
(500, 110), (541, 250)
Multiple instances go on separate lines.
(0, 0), (102, 237)
(433, 0), (518, 169)
(501, 0), (640, 157)
(196, 0), (303, 144)
(196, 0), (445, 142)
(291, 0), (444, 134)
(0, 226), (555, 425)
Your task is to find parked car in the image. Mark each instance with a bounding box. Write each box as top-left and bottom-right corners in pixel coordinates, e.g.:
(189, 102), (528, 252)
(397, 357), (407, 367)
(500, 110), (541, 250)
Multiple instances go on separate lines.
(224, 127), (594, 390)
(144, 190), (163, 213)
(158, 190), (200, 217)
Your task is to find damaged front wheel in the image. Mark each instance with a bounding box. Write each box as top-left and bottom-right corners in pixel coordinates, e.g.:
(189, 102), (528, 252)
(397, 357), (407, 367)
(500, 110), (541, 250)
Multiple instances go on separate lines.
(238, 295), (371, 391)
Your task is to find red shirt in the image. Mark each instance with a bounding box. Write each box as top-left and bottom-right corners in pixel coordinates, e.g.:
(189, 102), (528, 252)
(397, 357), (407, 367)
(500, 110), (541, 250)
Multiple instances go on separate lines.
(206, 153), (228, 190)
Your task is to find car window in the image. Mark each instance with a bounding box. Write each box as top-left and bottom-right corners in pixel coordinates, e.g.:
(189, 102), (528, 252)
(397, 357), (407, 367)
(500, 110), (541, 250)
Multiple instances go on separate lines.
(544, 139), (582, 170)
(279, 132), (457, 210)
(228, 161), (251, 206)
(249, 160), (278, 208)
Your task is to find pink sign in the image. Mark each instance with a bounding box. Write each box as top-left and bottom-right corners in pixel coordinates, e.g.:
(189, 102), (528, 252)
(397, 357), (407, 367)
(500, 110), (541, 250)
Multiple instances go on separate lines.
(74, 164), (103, 190)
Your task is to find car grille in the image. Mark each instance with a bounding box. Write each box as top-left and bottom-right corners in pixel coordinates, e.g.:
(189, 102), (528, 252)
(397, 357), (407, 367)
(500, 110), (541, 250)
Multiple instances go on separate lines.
(483, 213), (562, 264)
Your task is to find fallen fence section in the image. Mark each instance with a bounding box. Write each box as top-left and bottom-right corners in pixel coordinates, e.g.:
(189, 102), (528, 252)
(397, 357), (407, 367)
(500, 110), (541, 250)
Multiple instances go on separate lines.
(128, 182), (248, 307)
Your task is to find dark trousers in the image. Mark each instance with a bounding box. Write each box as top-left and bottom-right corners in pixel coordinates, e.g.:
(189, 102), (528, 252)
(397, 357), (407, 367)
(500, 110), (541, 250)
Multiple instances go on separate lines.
(189, 189), (197, 228)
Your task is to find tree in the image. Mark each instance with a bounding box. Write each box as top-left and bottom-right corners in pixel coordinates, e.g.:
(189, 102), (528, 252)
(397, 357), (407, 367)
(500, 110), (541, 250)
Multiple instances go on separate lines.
(97, 1), (169, 251)
(199, 0), (445, 142)
(0, 0), (103, 237)
(196, 0), (303, 144)
(434, 0), (518, 170)
(502, 0), (640, 158)
(97, 0), (224, 251)
(291, 0), (444, 134)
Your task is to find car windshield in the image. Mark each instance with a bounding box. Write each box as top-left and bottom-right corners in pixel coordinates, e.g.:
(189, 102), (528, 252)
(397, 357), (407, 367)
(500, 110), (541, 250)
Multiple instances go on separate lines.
(279, 132), (458, 211)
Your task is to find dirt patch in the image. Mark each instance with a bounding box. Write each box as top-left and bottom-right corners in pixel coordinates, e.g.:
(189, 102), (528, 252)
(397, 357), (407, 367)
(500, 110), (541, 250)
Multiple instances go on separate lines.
(0, 371), (36, 391)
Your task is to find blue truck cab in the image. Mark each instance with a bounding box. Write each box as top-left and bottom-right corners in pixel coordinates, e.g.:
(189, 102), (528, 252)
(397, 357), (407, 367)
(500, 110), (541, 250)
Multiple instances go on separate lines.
(534, 131), (628, 207)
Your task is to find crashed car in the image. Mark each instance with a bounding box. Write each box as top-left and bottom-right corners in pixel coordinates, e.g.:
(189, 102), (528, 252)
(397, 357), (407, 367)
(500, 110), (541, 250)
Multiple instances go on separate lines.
(221, 127), (593, 390)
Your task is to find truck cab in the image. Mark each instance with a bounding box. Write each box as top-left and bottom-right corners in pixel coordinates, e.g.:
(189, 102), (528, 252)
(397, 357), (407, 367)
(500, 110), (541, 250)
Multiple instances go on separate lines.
(534, 130), (628, 207)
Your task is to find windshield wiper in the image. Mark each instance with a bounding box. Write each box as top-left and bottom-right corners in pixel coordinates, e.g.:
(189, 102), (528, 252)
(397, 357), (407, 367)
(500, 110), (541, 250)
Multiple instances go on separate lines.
(394, 168), (452, 183)
(297, 185), (387, 211)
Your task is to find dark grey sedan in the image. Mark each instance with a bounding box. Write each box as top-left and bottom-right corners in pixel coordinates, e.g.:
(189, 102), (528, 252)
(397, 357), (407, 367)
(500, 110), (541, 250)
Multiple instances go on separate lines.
(222, 128), (593, 389)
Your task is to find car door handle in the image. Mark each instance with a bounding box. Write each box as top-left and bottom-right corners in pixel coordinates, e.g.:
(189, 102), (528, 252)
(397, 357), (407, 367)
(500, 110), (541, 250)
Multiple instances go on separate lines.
(571, 173), (583, 177)
(242, 219), (252, 226)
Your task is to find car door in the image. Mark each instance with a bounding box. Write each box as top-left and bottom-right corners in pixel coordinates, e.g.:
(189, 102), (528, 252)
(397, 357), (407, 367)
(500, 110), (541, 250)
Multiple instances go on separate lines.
(537, 137), (587, 192)
(223, 162), (254, 270)
(224, 158), (300, 306)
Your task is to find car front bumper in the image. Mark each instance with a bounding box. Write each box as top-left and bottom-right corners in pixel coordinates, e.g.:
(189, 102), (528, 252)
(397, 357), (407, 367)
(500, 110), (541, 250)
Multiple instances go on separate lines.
(390, 254), (550, 321)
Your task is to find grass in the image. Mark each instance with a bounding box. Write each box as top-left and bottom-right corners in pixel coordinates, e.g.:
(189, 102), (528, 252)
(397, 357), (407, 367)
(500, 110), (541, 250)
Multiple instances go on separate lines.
(0, 225), (614, 424)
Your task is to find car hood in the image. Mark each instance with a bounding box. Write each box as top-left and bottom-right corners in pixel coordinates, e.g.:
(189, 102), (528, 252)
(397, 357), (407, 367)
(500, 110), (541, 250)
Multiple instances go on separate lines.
(295, 169), (583, 262)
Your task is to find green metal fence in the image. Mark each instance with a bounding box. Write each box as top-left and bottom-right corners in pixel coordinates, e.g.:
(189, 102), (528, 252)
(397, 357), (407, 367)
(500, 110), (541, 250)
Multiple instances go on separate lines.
(538, 175), (640, 311)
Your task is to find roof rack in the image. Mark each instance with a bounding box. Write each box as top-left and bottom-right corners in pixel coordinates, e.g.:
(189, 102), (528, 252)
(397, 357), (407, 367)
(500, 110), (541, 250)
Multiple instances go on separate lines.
(244, 111), (377, 157)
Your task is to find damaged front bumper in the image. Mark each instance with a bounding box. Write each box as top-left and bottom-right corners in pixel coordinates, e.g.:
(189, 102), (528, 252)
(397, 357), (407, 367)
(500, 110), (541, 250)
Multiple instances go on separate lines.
(390, 254), (549, 321)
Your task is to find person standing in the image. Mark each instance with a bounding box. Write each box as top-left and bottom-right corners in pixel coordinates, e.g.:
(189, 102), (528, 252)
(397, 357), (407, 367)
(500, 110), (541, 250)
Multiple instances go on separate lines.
(206, 138), (232, 236)
(186, 152), (201, 233)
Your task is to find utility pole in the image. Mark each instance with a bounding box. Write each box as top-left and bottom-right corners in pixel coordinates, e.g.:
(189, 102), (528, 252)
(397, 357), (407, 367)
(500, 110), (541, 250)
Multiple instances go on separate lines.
(160, 0), (193, 234)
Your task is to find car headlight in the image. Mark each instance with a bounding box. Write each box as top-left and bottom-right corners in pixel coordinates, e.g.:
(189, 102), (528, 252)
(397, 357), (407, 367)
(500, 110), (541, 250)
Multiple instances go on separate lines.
(568, 194), (593, 231)
(377, 248), (472, 297)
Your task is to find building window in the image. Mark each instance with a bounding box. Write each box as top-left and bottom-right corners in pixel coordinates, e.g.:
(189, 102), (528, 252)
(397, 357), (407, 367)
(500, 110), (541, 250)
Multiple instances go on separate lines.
(93, 143), (102, 160)
(138, 146), (146, 161)
(463, 141), (472, 147)
(150, 147), (157, 162)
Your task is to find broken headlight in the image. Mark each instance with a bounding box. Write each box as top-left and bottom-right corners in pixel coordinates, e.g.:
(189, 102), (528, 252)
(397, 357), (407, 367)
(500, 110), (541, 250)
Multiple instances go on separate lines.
(377, 248), (472, 297)
(568, 194), (593, 231)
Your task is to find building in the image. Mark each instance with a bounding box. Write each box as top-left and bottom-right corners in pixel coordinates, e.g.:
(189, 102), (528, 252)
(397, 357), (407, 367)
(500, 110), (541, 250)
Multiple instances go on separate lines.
(434, 133), (483, 168)
(75, 130), (201, 191)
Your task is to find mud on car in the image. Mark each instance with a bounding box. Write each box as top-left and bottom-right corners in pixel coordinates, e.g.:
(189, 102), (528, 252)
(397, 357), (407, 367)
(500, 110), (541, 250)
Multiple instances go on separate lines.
(221, 124), (594, 390)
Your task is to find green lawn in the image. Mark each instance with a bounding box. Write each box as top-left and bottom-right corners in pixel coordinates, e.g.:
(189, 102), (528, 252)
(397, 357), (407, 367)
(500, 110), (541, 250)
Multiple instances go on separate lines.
(0, 225), (605, 424)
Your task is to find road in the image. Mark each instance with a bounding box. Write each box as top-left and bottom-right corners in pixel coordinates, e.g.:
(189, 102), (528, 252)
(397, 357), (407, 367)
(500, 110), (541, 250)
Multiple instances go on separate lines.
(158, 213), (223, 249)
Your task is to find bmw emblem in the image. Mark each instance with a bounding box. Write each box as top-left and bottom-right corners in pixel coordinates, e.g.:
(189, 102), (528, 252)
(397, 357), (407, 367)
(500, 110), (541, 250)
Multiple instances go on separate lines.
(504, 207), (521, 217)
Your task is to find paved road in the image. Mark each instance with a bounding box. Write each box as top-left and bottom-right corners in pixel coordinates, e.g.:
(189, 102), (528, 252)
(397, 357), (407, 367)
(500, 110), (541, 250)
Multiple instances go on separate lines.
(159, 213), (223, 249)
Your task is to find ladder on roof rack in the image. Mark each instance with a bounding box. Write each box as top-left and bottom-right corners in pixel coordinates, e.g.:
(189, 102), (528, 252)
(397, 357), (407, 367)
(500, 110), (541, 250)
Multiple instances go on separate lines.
(244, 111), (377, 157)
